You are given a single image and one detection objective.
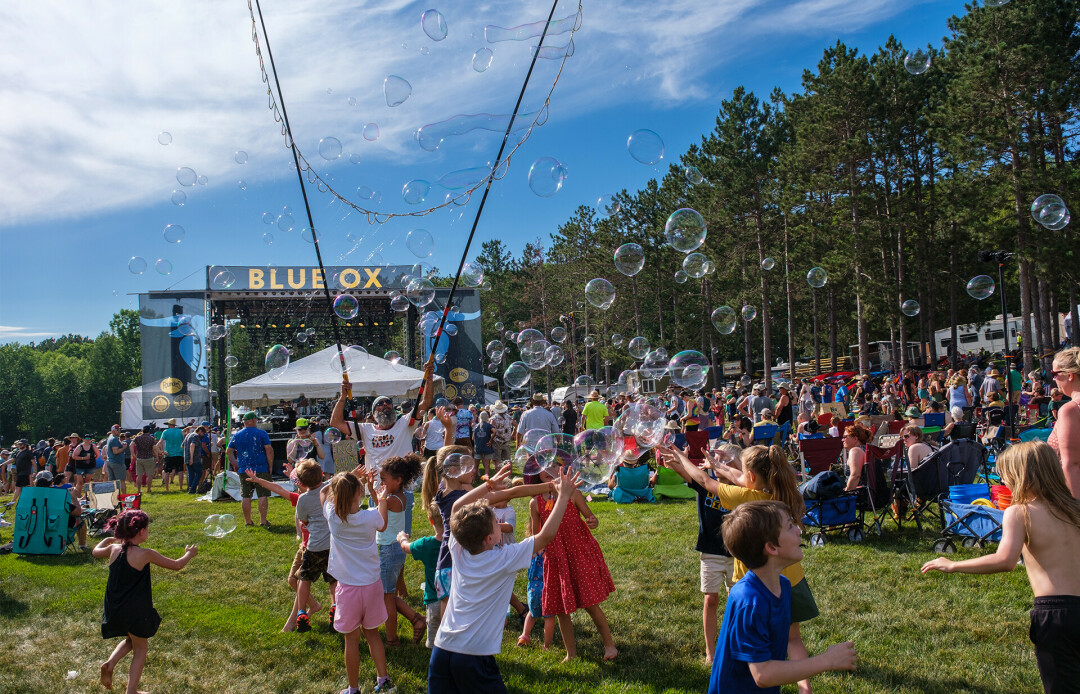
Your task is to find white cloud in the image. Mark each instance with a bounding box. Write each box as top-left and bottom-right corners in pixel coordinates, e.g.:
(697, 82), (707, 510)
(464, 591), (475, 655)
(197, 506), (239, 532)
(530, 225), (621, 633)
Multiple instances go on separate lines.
(0, 325), (60, 341)
(0, 0), (923, 227)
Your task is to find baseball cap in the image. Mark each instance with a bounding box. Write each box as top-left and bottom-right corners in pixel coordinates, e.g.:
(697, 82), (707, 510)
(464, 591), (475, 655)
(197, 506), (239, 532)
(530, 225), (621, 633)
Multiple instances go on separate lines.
(110, 425), (120, 432)
(35, 470), (54, 483)
(295, 418), (310, 428)
(242, 411), (258, 421)
(372, 396), (392, 408)
(200, 421), (211, 427)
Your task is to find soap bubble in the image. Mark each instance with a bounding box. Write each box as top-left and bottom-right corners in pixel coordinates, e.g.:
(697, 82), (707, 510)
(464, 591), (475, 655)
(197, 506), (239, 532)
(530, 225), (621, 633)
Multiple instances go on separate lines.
(384, 350), (403, 366)
(445, 324), (458, 336)
(494, 321), (505, 331)
(262, 212), (275, 225)
(626, 402), (666, 449)
(1043, 211), (1071, 230)
(611, 333), (623, 347)
(664, 208), (707, 252)
(669, 350), (710, 389)
(218, 514), (237, 534)
(742, 305), (757, 321)
(225, 355), (239, 368)
(614, 243), (645, 276)
(986, 0), (1010, 5)
(517, 328), (544, 349)
(472, 47), (493, 72)
(806, 267), (828, 288)
(163, 224), (185, 243)
(407, 229), (434, 258)
(238, 180), (248, 191)
(204, 514), (221, 537)
(584, 335), (596, 348)
(572, 430), (619, 484)
(685, 166), (704, 185)
(157, 131), (172, 145)
(550, 327), (567, 343)
(504, 361), (531, 389)
(234, 151), (248, 164)
(761, 257), (775, 271)
(545, 344), (564, 366)
(265, 345), (290, 379)
(155, 259), (172, 275)
(901, 299), (921, 317)
(486, 340), (503, 356)
(296, 331), (308, 344)
(363, 123), (380, 141)
(535, 433), (575, 471)
(207, 324), (227, 341)
(421, 9), (448, 41)
(176, 167), (197, 186)
(277, 214), (295, 232)
(329, 345), (369, 376)
(324, 427), (343, 444)
(640, 350), (668, 379)
(528, 157), (568, 197)
(391, 294), (410, 312)
(674, 270), (689, 284)
(403, 179), (430, 205)
(262, 232), (274, 245)
(585, 278), (615, 309)
(627, 129), (665, 165)
(481, 280), (493, 291)
(333, 294), (360, 319)
(435, 352), (447, 365)
(442, 453), (475, 480)
(904, 48), (931, 75)
(711, 306), (737, 334)
(628, 336), (650, 360)
(404, 278), (435, 308)
(521, 339), (550, 369)
(318, 137), (342, 160)
(306, 327), (316, 336)
(128, 257), (147, 275)
(1031, 194), (1068, 228)
(384, 75), (413, 107)
(596, 194), (622, 219)
(682, 252), (708, 279)
(966, 275), (995, 300)
(197, 175), (208, 186)
(171, 190), (186, 206)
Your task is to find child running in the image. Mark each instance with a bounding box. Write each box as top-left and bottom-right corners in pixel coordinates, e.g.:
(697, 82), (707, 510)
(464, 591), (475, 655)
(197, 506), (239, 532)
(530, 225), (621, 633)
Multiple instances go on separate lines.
(534, 465), (618, 661)
(923, 441), (1080, 693)
(93, 510), (197, 694)
(397, 500), (445, 648)
(660, 443), (818, 694)
(429, 463), (577, 693)
(376, 453), (427, 646)
(322, 466), (393, 694)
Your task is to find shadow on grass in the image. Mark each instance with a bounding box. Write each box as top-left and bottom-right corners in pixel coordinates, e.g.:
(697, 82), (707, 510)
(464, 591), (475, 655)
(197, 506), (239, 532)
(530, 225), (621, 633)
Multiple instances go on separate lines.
(14, 550), (96, 567)
(855, 661), (1005, 694)
(0, 587), (29, 617)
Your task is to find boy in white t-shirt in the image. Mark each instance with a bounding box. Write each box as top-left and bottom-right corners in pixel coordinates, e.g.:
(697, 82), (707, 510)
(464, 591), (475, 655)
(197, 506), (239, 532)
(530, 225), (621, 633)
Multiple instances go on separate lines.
(428, 464), (577, 693)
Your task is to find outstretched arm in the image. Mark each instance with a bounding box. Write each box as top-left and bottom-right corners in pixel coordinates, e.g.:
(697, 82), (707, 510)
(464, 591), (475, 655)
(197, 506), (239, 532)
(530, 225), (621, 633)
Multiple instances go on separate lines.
(749, 642), (857, 688)
(657, 446), (719, 495)
(533, 468), (578, 552)
(244, 468), (293, 498)
(146, 545), (198, 571)
(922, 505), (1024, 575)
(91, 537), (120, 559)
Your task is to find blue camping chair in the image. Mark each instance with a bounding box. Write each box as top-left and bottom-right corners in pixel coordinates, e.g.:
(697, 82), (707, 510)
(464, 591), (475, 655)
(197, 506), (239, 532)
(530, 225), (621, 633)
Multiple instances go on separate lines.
(706, 426), (725, 440)
(753, 424), (778, 446)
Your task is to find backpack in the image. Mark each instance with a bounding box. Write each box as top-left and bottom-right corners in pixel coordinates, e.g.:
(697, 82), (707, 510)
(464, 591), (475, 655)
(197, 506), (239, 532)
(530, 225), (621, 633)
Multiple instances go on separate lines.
(799, 470), (844, 500)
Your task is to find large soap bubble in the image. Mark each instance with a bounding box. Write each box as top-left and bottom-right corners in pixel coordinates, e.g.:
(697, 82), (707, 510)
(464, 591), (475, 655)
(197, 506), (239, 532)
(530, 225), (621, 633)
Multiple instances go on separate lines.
(204, 514), (223, 537)
(333, 294), (359, 320)
(472, 47), (493, 72)
(527, 157), (568, 197)
(383, 75), (413, 107)
(329, 345), (369, 376)
(628, 336), (650, 360)
(806, 267), (828, 288)
(318, 137), (342, 160)
(421, 9), (448, 40)
(545, 344), (564, 366)
(904, 48), (931, 75)
(901, 300), (921, 317)
(640, 350), (668, 379)
(550, 326), (567, 343)
(218, 514), (237, 534)
(682, 252), (708, 279)
(390, 294), (410, 312)
(614, 243), (645, 276)
(627, 129), (665, 165)
(442, 453), (475, 480)
(585, 278), (615, 309)
(461, 261), (484, 287)
(596, 194), (622, 219)
(206, 324), (227, 341)
(405, 277), (436, 307)
(504, 361), (531, 389)
(711, 306), (736, 334)
(1031, 194), (1068, 228)
(664, 209), (706, 253)
(966, 275), (995, 300)
(265, 345), (290, 380)
(668, 350), (710, 389)
(742, 305), (757, 321)
(407, 229), (433, 258)
(516, 328), (544, 350)
(536, 432), (575, 472)
(685, 166), (704, 185)
(521, 339), (551, 370)
(486, 340), (504, 356)
(573, 427), (622, 484)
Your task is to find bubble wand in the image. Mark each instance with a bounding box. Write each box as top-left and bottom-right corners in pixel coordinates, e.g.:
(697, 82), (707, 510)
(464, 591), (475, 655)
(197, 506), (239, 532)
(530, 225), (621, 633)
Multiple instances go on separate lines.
(411, 0), (566, 415)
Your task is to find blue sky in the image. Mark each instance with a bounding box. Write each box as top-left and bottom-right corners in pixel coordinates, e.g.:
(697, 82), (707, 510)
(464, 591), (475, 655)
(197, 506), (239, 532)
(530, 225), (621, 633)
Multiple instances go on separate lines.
(0, 0), (970, 342)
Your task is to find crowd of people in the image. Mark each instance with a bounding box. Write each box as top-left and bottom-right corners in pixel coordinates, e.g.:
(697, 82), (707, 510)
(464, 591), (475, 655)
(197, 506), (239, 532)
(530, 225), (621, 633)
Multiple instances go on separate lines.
(6, 347), (1080, 693)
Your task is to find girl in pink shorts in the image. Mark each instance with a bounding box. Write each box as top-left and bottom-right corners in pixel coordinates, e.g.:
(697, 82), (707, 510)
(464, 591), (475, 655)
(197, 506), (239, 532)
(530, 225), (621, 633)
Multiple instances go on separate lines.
(321, 467), (394, 694)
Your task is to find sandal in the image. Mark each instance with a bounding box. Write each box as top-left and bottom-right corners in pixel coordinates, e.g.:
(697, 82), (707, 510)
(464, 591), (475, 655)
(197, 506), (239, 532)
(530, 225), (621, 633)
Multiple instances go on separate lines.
(411, 614), (427, 644)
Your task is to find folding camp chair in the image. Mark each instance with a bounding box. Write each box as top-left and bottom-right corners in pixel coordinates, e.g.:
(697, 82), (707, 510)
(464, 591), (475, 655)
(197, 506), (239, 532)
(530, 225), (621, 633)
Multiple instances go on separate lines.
(922, 412), (946, 443)
(816, 412), (834, 428)
(705, 426), (725, 441)
(683, 430), (710, 464)
(899, 439), (987, 532)
(863, 441), (903, 534)
(752, 424), (777, 447)
(13, 487), (77, 555)
(797, 436), (844, 481)
(85, 481), (122, 537)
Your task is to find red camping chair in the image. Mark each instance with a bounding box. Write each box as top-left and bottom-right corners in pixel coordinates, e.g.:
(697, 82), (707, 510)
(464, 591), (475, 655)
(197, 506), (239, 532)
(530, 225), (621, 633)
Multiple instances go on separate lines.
(816, 412), (834, 427)
(684, 430), (710, 464)
(798, 436), (844, 480)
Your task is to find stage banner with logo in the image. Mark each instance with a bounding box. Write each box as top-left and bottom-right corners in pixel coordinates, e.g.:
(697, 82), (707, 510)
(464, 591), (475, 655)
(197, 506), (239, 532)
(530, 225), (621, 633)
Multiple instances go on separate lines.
(206, 265), (420, 292)
(139, 293), (209, 420)
(423, 288), (483, 405)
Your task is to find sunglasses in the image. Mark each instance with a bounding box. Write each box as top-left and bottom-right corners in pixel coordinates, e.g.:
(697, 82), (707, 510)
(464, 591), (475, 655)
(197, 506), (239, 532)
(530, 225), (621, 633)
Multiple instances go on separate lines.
(1051, 371), (1069, 379)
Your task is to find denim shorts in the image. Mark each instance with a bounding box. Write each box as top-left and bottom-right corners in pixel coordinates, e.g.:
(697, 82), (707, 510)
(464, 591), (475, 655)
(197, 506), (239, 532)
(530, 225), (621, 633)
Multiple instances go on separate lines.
(379, 542), (406, 593)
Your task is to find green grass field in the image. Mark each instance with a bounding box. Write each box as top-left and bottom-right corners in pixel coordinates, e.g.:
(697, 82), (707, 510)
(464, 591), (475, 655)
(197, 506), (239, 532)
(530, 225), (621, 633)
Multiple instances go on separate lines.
(0, 490), (1043, 694)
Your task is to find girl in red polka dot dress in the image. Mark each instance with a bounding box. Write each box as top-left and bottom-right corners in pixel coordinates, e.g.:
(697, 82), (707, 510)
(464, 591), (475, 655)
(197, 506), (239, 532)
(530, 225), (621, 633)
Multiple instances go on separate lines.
(531, 467), (617, 661)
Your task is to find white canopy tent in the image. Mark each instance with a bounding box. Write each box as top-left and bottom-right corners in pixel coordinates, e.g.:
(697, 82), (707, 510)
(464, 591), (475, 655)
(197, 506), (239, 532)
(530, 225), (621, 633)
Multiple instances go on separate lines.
(121, 384), (213, 430)
(229, 345), (443, 407)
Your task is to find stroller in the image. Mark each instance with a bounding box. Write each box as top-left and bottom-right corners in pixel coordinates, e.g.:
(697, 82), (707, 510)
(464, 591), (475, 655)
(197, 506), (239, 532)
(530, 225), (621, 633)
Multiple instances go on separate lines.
(897, 439), (988, 532)
(933, 500), (1004, 553)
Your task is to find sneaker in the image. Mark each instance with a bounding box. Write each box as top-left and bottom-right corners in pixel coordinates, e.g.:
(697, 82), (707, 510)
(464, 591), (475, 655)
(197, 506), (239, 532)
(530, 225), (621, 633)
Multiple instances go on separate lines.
(296, 612), (311, 633)
(339, 688), (360, 694)
(328, 604), (337, 631)
(373, 679), (396, 693)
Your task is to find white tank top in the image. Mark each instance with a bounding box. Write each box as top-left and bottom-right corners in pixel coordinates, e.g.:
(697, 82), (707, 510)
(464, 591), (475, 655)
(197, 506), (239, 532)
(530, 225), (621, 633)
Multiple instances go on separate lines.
(376, 492), (410, 545)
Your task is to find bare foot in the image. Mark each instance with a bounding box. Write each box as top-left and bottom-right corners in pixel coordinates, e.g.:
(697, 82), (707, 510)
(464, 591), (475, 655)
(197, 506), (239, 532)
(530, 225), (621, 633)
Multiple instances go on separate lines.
(309, 601), (323, 615)
(562, 654), (575, 663)
(603, 645), (619, 661)
(100, 662), (113, 689)
(282, 620), (296, 633)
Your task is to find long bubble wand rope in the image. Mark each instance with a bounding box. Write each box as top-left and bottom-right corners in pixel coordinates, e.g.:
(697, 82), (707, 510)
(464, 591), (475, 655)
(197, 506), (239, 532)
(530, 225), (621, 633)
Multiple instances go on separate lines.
(411, 0), (563, 413)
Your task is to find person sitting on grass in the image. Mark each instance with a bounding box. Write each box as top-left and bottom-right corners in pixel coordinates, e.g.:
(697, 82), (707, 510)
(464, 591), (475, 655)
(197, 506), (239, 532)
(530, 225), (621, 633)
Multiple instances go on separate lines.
(93, 510), (197, 694)
(428, 463), (577, 693)
(243, 464), (324, 632)
(709, 500), (857, 693)
(923, 441), (1080, 694)
(398, 500), (445, 649)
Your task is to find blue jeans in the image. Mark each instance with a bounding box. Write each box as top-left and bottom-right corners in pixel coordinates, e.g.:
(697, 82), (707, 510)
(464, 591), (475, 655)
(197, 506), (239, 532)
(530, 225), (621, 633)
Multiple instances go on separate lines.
(187, 462), (203, 493)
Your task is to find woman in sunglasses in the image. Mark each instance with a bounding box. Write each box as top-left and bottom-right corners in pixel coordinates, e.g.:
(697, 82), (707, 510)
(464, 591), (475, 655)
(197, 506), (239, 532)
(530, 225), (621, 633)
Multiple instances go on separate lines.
(1049, 347), (1080, 498)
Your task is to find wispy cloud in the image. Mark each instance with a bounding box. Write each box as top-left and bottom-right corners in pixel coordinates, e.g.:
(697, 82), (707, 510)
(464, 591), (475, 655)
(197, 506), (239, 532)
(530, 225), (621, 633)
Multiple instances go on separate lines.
(0, 0), (923, 227)
(0, 325), (60, 341)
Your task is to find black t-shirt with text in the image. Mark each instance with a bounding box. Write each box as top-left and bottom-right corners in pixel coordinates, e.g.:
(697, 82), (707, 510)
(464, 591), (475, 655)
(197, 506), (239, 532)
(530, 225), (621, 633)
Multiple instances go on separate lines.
(690, 478), (730, 557)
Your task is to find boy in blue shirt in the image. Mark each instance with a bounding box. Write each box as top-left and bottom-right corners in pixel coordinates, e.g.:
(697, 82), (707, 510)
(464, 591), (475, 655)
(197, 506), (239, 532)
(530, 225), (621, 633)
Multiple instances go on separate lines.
(709, 501), (856, 693)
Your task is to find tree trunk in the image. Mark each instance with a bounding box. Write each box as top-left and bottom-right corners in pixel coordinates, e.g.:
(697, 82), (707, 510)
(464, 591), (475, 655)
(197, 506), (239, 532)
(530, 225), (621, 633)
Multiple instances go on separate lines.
(785, 215), (796, 380)
(828, 289), (838, 372)
(756, 210), (772, 390)
(1038, 277), (1053, 369)
(949, 243), (959, 370)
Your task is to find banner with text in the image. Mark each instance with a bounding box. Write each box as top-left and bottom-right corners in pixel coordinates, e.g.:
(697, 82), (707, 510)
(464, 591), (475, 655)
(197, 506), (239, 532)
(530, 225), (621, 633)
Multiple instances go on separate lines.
(207, 265), (424, 292)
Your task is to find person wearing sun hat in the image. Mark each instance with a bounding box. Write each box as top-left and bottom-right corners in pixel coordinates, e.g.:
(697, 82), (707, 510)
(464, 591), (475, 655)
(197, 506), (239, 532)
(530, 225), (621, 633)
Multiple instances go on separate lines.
(489, 400), (514, 463)
(582, 390), (609, 431)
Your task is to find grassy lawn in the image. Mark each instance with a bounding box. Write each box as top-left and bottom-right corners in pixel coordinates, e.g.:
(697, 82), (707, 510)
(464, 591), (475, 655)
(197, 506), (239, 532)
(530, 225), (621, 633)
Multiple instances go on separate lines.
(0, 490), (1043, 694)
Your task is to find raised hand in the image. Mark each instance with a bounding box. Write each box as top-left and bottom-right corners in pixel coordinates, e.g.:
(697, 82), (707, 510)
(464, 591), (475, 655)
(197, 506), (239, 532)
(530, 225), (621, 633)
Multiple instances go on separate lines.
(396, 530), (410, 543)
(243, 468), (257, 480)
(487, 462), (513, 487)
(184, 545), (199, 557)
(436, 406), (453, 428)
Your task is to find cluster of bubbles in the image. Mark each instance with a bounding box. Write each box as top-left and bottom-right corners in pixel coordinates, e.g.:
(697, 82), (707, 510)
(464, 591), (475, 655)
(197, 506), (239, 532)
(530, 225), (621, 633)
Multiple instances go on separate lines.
(1031, 194), (1070, 231)
(204, 513), (237, 538)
